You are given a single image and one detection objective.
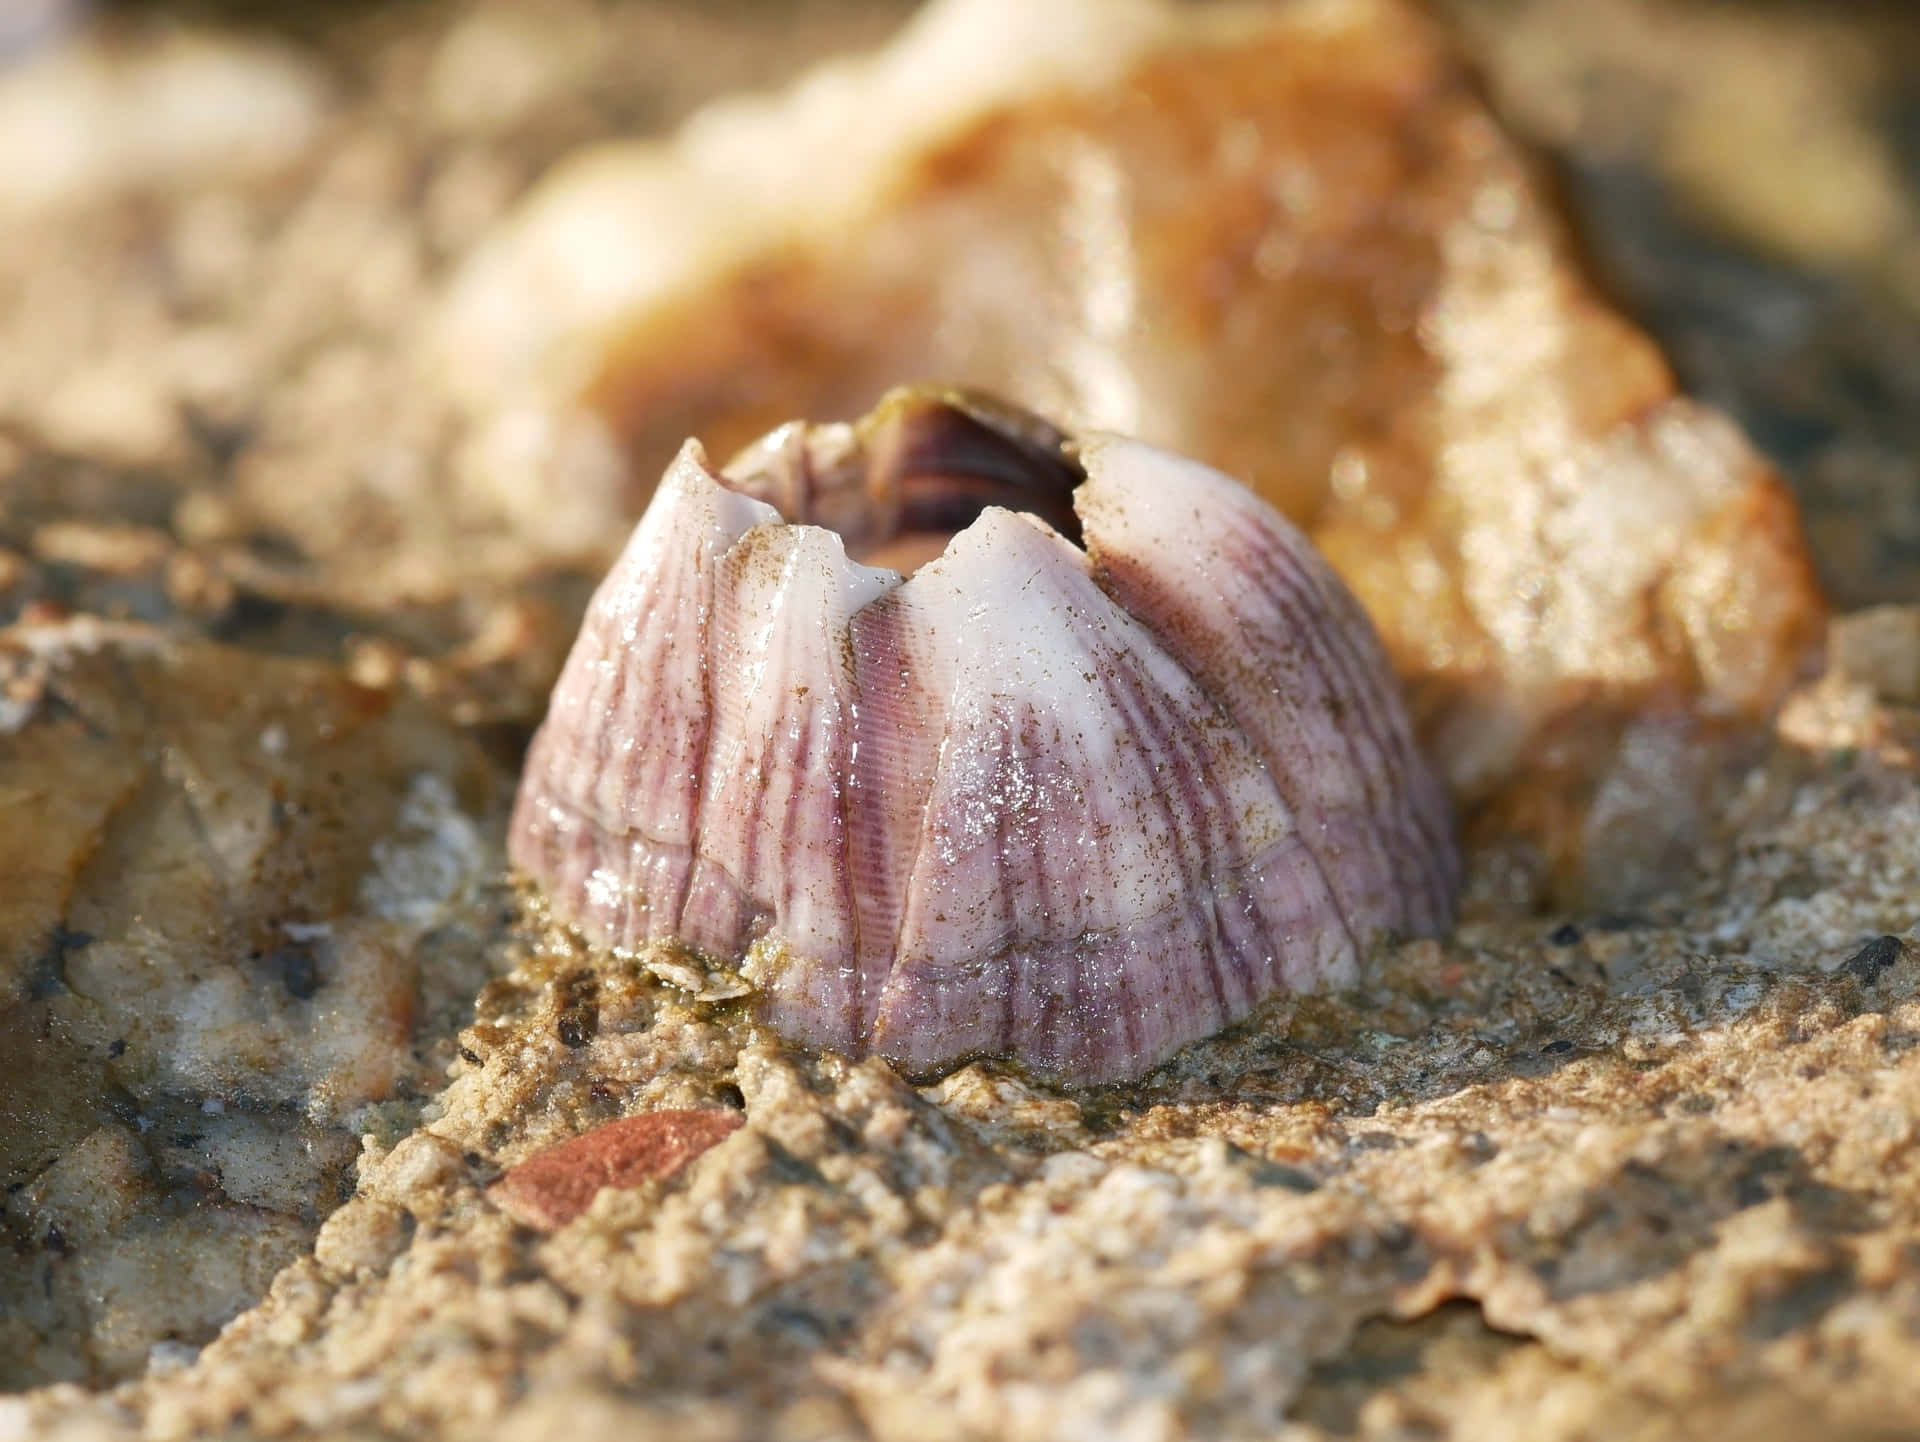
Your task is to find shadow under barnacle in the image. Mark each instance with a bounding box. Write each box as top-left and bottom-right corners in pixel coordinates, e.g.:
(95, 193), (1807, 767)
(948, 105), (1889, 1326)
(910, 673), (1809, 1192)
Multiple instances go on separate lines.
(1287, 1301), (1535, 1437)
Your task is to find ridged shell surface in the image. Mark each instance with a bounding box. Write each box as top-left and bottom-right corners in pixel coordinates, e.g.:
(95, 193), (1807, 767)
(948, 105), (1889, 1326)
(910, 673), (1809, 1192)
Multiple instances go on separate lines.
(511, 427), (1458, 1083)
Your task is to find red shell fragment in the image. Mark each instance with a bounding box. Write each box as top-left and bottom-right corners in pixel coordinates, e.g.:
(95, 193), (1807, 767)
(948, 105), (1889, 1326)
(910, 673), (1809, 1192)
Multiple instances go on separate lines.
(488, 1108), (744, 1231)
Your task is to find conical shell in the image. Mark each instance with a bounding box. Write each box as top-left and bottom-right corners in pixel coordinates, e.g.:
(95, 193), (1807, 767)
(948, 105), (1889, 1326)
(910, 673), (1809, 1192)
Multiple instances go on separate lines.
(511, 416), (1459, 1084)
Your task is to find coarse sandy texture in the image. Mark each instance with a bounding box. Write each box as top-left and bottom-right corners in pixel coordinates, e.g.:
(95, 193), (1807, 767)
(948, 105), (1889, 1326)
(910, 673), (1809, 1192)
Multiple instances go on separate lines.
(0, 0), (1916, 1437)
(12, 722), (1920, 1441)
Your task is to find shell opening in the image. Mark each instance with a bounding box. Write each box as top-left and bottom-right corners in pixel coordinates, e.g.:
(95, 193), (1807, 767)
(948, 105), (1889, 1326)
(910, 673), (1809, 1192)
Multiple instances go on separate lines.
(720, 385), (1086, 573)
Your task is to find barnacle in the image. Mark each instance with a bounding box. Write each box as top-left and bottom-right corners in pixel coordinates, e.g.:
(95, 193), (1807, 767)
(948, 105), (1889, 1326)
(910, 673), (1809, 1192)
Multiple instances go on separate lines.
(511, 390), (1458, 1084)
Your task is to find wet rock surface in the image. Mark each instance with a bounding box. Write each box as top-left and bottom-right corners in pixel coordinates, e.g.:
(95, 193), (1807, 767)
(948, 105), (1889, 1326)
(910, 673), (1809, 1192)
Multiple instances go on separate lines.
(0, 0), (1916, 1436)
(0, 624), (510, 1387)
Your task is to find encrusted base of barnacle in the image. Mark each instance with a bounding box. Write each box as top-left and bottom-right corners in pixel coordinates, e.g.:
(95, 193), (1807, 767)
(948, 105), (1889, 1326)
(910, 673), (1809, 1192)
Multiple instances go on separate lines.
(511, 389), (1458, 1084)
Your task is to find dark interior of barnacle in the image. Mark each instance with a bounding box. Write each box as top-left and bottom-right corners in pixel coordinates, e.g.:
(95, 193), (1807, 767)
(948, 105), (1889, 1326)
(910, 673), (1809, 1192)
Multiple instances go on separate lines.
(723, 385), (1088, 571)
(859, 389), (1086, 550)
(3, 0), (1920, 1434)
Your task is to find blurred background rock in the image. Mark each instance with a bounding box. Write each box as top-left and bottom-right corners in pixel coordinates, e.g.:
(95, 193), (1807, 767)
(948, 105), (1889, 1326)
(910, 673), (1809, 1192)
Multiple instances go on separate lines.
(0, 0), (1912, 609)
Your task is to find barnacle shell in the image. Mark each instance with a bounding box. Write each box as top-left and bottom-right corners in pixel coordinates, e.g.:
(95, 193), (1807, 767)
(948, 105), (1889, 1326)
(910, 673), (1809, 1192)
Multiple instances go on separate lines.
(511, 392), (1457, 1083)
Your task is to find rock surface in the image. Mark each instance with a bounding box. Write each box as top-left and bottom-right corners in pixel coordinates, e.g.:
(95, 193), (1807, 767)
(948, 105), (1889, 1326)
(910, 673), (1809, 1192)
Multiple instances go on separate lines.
(12, 749), (1920, 1438)
(0, 622), (509, 1388)
(0, 0), (1916, 1437)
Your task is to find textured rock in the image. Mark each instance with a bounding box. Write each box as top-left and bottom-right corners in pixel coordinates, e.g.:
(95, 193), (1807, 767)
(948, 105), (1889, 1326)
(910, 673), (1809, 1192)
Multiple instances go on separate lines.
(15, 729), (1920, 1440)
(0, 621), (509, 1387)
